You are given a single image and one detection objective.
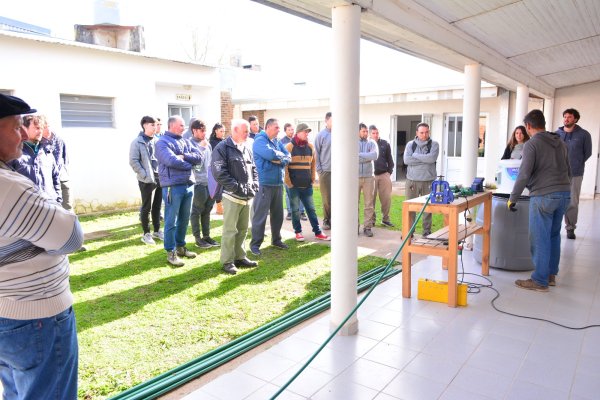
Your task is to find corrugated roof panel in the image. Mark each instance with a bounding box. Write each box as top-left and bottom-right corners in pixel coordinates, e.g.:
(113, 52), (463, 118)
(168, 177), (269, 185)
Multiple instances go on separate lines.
(510, 36), (600, 75)
(411, 0), (514, 23)
(542, 64), (600, 87)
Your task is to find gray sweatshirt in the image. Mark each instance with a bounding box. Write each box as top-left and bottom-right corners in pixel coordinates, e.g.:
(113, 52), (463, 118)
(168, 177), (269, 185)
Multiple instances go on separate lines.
(358, 137), (378, 177)
(403, 137), (439, 181)
(190, 138), (211, 186)
(509, 131), (571, 203)
(315, 128), (331, 174)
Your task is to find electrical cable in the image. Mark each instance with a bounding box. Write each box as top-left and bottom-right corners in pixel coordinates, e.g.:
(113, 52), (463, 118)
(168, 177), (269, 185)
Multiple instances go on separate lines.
(453, 217), (600, 330)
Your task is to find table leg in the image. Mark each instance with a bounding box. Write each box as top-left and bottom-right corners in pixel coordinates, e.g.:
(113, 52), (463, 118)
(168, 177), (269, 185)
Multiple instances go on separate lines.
(482, 196), (491, 276)
(447, 208), (459, 307)
(402, 205), (412, 298)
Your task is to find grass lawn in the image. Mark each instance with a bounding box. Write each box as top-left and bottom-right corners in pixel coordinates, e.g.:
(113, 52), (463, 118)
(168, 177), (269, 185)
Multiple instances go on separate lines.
(73, 188), (441, 399)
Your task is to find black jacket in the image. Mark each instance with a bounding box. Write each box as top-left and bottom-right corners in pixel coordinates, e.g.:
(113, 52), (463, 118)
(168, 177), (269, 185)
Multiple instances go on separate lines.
(373, 139), (395, 175)
(211, 137), (258, 201)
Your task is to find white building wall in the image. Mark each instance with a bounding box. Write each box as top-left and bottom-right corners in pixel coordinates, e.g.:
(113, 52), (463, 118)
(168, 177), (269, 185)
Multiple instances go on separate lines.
(0, 33), (220, 211)
(554, 81), (600, 199)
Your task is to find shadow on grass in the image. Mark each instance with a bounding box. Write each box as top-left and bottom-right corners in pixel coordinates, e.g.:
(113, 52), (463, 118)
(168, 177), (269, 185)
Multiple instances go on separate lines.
(75, 259), (224, 332)
(195, 238), (331, 303)
(281, 254), (388, 314)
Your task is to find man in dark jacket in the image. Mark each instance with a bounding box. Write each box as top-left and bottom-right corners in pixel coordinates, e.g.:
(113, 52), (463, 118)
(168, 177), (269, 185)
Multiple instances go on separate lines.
(556, 108), (592, 240)
(156, 115), (202, 267)
(211, 119), (259, 275)
(370, 125), (395, 227)
(509, 109), (571, 292)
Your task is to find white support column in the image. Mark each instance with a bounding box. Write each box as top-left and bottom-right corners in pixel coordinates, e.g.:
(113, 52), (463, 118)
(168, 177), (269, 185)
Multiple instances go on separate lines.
(461, 63), (481, 186)
(330, 3), (360, 336)
(514, 84), (529, 128)
(544, 98), (554, 131)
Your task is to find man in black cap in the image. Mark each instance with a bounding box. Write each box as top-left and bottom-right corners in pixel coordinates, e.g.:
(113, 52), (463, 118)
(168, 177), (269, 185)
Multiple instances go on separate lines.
(0, 94), (83, 399)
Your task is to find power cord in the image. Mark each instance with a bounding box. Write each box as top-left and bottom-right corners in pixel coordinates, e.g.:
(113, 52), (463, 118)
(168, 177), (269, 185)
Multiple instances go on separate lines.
(457, 236), (600, 330)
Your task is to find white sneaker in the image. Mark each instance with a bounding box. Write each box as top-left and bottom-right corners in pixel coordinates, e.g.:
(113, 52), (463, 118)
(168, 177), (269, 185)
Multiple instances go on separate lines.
(152, 230), (164, 241)
(141, 232), (155, 245)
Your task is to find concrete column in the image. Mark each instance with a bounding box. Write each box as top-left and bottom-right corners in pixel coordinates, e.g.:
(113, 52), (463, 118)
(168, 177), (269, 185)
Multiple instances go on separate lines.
(461, 63), (481, 186)
(330, 3), (360, 336)
(544, 98), (554, 131)
(514, 84), (529, 128)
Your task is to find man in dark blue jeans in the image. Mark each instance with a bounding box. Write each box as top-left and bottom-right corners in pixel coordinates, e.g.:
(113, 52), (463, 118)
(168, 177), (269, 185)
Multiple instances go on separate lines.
(283, 123), (330, 242)
(509, 109), (571, 291)
(156, 115), (203, 267)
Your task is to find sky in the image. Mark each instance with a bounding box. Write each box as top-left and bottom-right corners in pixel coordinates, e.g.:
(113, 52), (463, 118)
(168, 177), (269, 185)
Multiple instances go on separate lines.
(2, 0), (466, 99)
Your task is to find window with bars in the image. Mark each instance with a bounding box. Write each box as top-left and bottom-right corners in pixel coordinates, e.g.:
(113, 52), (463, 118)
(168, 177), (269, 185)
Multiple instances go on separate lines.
(60, 94), (114, 128)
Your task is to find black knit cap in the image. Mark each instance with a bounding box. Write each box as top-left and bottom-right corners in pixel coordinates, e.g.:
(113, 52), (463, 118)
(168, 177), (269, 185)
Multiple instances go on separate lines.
(0, 94), (37, 119)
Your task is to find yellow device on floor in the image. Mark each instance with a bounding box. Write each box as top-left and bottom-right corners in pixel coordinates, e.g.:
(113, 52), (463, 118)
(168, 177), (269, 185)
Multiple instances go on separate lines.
(417, 278), (468, 306)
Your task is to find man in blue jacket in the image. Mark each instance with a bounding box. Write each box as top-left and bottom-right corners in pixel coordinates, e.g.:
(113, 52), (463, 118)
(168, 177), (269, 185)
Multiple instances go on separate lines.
(249, 118), (291, 255)
(556, 108), (592, 240)
(156, 115), (203, 267)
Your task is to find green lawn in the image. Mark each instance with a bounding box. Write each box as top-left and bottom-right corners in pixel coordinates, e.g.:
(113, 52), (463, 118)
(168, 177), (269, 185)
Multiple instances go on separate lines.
(72, 188), (441, 399)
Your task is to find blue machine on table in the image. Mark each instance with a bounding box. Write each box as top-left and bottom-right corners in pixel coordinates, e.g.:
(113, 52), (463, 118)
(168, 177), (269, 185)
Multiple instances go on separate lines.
(430, 176), (454, 204)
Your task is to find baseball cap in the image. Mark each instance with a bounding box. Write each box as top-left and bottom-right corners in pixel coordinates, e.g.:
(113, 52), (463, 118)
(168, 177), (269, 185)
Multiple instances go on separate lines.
(0, 94), (37, 119)
(295, 123), (312, 133)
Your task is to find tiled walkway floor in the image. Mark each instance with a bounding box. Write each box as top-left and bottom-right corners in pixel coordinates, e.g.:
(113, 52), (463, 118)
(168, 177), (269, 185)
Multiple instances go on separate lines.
(182, 199), (600, 399)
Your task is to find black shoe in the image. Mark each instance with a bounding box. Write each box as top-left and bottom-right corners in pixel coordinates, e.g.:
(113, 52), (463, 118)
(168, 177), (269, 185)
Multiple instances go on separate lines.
(382, 221), (395, 227)
(286, 213), (292, 221)
(363, 228), (374, 237)
(422, 231), (431, 238)
(272, 241), (289, 250)
(300, 212), (308, 221)
(322, 221), (331, 231)
(223, 263), (238, 275)
(195, 238), (212, 249)
(203, 237), (220, 247)
(235, 258), (258, 268)
(567, 229), (576, 240)
(250, 246), (261, 256)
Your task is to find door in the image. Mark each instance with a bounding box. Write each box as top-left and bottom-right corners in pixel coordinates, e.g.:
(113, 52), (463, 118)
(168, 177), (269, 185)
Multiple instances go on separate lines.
(444, 115), (463, 184)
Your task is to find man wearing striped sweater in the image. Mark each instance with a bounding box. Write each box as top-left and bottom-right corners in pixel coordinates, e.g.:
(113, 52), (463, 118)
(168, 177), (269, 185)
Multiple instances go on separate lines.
(0, 94), (84, 399)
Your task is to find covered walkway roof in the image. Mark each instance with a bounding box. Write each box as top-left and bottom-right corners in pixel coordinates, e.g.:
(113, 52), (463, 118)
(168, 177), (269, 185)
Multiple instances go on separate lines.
(252, 0), (600, 98)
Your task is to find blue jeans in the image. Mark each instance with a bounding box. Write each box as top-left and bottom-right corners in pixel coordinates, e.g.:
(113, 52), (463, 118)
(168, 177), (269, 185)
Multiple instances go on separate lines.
(163, 184), (194, 251)
(0, 307), (78, 400)
(289, 187), (322, 235)
(529, 191), (570, 286)
(285, 185), (304, 214)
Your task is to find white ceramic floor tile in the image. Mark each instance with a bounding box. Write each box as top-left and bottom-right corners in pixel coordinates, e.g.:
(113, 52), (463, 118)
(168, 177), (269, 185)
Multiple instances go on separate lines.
(380, 326), (436, 352)
(571, 371), (600, 399)
(382, 371), (446, 400)
(325, 334), (379, 357)
(478, 332), (531, 358)
(200, 371), (266, 400)
(373, 393), (401, 400)
(272, 365), (334, 398)
(356, 319), (397, 341)
(449, 365), (512, 399)
(465, 346), (524, 379)
(400, 315), (446, 335)
(181, 389), (220, 400)
(336, 358), (400, 391)
(516, 358), (575, 393)
(362, 341), (418, 369)
(439, 385), (494, 400)
(504, 379), (569, 400)
(267, 335), (323, 362)
(577, 353), (600, 376)
(306, 346), (360, 376)
(311, 377), (379, 400)
(237, 351), (297, 381)
(244, 383), (306, 400)
(403, 352), (463, 385)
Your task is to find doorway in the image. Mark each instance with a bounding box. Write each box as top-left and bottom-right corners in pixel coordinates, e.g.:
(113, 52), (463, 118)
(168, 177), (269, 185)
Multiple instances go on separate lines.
(390, 115), (421, 182)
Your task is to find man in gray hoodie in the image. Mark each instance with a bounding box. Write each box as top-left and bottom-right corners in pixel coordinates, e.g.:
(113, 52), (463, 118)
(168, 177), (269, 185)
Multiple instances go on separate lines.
(556, 108), (592, 240)
(403, 122), (439, 236)
(509, 109), (571, 292)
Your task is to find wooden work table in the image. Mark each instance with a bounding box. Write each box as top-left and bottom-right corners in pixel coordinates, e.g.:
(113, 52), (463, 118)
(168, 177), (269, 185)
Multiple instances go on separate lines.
(401, 190), (491, 307)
